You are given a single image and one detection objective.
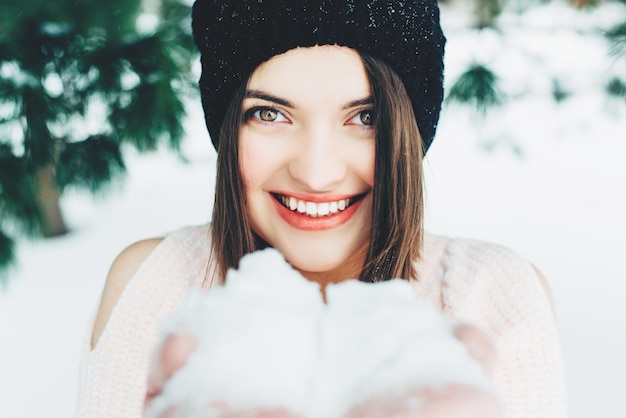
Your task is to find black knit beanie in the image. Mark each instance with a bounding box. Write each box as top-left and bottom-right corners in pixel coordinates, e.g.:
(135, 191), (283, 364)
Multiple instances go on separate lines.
(191, 0), (446, 153)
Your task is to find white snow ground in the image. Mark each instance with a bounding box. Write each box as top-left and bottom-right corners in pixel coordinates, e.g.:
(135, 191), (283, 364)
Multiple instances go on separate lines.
(0, 1), (625, 417)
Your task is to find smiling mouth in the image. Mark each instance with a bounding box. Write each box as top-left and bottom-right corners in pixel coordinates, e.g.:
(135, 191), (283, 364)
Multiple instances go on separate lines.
(270, 193), (365, 218)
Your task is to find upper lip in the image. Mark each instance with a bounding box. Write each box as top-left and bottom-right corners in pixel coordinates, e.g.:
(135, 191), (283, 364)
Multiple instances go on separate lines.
(269, 191), (367, 203)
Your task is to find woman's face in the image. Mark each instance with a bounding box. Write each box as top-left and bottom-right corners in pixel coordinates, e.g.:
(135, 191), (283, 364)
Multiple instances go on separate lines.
(239, 45), (375, 284)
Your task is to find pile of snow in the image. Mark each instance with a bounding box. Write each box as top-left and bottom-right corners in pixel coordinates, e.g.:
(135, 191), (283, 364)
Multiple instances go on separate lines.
(145, 249), (492, 418)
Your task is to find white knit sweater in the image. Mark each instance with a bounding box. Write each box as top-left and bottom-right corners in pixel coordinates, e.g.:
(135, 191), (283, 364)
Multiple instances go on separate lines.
(76, 224), (566, 418)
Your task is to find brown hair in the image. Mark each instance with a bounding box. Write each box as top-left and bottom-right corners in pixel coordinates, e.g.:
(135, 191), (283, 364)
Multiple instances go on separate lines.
(207, 53), (423, 285)
(359, 54), (424, 282)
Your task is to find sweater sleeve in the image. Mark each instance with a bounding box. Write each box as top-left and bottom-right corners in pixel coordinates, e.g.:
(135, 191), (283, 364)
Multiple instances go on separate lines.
(439, 238), (567, 418)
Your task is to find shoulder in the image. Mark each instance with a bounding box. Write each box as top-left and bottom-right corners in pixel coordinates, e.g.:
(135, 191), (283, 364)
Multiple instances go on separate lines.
(422, 232), (555, 321)
(91, 237), (164, 349)
(421, 232), (533, 281)
(90, 222), (213, 349)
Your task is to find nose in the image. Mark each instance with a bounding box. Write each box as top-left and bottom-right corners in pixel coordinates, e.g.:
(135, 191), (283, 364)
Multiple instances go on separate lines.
(287, 127), (348, 192)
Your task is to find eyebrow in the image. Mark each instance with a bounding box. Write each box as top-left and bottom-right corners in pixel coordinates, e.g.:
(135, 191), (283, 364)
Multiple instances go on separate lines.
(342, 97), (374, 110)
(245, 89), (373, 111)
(245, 90), (296, 108)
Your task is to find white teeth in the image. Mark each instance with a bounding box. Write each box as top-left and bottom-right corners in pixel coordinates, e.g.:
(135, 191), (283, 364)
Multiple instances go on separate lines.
(305, 202), (318, 217)
(317, 202), (330, 216)
(279, 195), (355, 218)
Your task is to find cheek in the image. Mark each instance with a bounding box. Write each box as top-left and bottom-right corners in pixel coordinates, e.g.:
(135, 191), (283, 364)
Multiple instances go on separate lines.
(356, 142), (376, 186)
(238, 138), (262, 231)
(366, 154), (375, 185)
(238, 135), (252, 186)
(239, 135), (269, 188)
(238, 133), (288, 196)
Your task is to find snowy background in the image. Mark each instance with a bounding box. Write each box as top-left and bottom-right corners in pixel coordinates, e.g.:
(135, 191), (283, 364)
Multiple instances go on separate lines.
(0, 1), (625, 417)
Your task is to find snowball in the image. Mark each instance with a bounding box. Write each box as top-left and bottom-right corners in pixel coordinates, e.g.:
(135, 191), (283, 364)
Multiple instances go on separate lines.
(145, 248), (492, 418)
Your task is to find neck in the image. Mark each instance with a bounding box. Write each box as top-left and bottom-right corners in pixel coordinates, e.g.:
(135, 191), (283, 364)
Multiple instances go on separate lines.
(296, 244), (368, 302)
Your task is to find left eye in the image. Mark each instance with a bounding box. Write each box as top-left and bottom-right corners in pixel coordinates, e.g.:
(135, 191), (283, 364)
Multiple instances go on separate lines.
(349, 110), (374, 126)
(252, 107), (288, 123)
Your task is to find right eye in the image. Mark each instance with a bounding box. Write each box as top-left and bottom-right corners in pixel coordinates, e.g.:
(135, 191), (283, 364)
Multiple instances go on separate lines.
(246, 107), (288, 123)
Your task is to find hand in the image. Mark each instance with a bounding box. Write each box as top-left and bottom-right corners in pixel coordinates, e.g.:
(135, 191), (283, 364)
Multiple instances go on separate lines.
(145, 325), (501, 418)
(144, 333), (303, 418)
(345, 324), (502, 418)
(153, 402), (302, 418)
(144, 332), (197, 418)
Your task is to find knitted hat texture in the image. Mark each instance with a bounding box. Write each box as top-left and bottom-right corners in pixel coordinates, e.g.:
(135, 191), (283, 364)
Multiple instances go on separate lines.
(192, 0), (446, 152)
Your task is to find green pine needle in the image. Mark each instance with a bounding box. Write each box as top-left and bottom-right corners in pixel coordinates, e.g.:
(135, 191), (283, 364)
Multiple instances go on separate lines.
(56, 135), (126, 193)
(0, 229), (15, 285)
(607, 22), (626, 58)
(0, 144), (44, 237)
(446, 64), (504, 115)
(607, 78), (626, 101)
(0, 0), (196, 283)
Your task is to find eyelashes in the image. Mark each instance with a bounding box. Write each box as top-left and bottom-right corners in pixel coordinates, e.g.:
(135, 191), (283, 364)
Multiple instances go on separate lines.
(243, 106), (375, 127)
(349, 110), (374, 126)
(243, 106), (288, 123)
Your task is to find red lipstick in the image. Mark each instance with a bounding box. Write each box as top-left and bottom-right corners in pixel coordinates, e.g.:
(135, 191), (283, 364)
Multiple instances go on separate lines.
(270, 192), (366, 231)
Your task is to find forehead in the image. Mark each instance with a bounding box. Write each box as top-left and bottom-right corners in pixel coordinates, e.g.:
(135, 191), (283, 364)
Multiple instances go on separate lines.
(247, 45), (371, 104)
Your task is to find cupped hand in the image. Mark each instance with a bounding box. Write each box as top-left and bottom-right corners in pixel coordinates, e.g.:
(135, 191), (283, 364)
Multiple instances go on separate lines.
(148, 402), (301, 418)
(144, 333), (303, 418)
(345, 384), (501, 418)
(145, 325), (501, 418)
(345, 324), (502, 418)
(145, 333), (198, 414)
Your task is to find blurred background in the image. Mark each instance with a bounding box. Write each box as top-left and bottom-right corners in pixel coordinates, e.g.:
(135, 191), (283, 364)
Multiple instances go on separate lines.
(1, 0), (625, 417)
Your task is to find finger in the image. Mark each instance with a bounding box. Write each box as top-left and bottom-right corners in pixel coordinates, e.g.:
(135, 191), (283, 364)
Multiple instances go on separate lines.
(205, 404), (303, 418)
(246, 408), (304, 418)
(415, 384), (502, 418)
(453, 324), (497, 378)
(145, 333), (198, 410)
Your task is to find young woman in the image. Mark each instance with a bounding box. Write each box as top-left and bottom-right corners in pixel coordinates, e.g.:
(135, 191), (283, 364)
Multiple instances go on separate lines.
(77, 1), (566, 417)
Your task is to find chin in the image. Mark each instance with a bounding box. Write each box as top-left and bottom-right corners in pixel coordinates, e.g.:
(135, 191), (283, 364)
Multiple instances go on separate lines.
(277, 243), (364, 280)
(249, 212), (371, 281)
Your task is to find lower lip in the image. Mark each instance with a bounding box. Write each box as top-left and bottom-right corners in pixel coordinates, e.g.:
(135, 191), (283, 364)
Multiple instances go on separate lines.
(271, 196), (365, 231)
